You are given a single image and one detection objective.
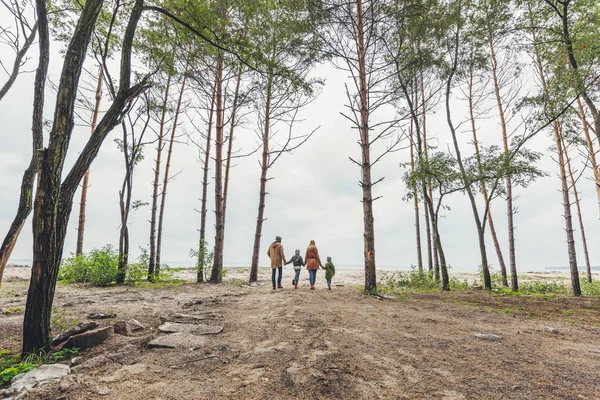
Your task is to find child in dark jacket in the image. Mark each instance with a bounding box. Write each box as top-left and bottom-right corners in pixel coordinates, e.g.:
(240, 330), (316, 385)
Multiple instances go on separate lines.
(286, 249), (305, 289)
(322, 256), (335, 290)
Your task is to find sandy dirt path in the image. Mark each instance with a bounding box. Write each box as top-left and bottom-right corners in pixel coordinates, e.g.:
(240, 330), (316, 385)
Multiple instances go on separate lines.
(1, 267), (599, 399)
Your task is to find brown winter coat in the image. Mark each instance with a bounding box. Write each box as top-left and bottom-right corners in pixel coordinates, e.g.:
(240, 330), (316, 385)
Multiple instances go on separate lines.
(304, 245), (322, 270)
(267, 242), (286, 268)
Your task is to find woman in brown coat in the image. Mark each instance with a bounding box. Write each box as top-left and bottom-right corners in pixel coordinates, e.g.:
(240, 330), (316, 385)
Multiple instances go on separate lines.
(304, 240), (323, 290)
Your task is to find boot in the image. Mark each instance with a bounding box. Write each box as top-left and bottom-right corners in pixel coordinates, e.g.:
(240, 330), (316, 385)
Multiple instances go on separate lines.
(310, 285), (315, 290)
(277, 285), (283, 289)
(272, 286), (276, 290)
(294, 285), (298, 289)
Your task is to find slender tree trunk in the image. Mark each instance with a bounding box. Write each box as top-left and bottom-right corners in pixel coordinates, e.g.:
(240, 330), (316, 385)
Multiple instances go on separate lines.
(210, 53), (225, 283)
(0, 11), (48, 289)
(467, 64), (508, 287)
(156, 67), (188, 274)
(198, 80), (217, 283)
(488, 29), (516, 290)
(249, 71), (273, 283)
(76, 67), (103, 255)
(447, 21), (492, 290)
(528, 4), (579, 295)
(22, 0), (104, 354)
(420, 71), (438, 277)
(409, 118), (423, 273)
(562, 134), (592, 283)
(356, 0), (377, 292)
(426, 199), (449, 290)
(577, 98), (600, 218)
(148, 74), (171, 280)
(558, 1), (600, 144)
(222, 66), (243, 228)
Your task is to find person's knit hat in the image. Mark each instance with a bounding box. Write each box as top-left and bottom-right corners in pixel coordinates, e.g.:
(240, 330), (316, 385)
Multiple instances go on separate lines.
(275, 236), (282, 242)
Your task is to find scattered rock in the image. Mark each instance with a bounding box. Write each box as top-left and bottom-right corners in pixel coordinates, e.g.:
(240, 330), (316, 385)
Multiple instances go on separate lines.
(540, 326), (560, 334)
(70, 357), (83, 366)
(160, 312), (224, 324)
(148, 333), (208, 349)
(10, 364), (70, 394)
(113, 321), (132, 336)
(182, 299), (203, 308)
(473, 333), (503, 342)
(128, 319), (145, 331)
(62, 302), (75, 307)
(59, 376), (74, 392)
(51, 321), (99, 346)
(57, 326), (114, 350)
(97, 387), (111, 396)
(71, 355), (111, 372)
(158, 322), (223, 335)
(88, 312), (117, 319)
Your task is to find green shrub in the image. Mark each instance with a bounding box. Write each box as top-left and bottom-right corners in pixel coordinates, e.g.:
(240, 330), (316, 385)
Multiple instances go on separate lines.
(518, 280), (568, 295)
(378, 267), (439, 292)
(0, 348), (79, 386)
(580, 279), (600, 296)
(58, 245), (119, 285)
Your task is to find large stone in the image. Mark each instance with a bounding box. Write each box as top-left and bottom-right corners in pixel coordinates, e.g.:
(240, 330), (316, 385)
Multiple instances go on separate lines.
(540, 326), (560, 334)
(473, 333), (503, 342)
(10, 364), (70, 393)
(51, 321), (99, 346)
(128, 319), (145, 332)
(148, 333), (208, 349)
(59, 326), (114, 350)
(113, 321), (132, 336)
(160, 313), (223, 324)
(158, 322), (223, 335)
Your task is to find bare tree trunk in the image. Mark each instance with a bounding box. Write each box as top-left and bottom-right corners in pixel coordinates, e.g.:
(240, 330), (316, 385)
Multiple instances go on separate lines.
(76, 67), (103, 255)
(156, 67), (188, 274)
(420, 72), (438, 277)
(0, 0), (48, 289)
(222, 66), (243, 229)
(528, 2), (580, 296)
(210, 53), (225, 283)
(467, 64), (508, 287)
(355, 0), (377, 292)
(577, 98), (600, 218)
(249, 71), (273, 283)
(562, 134), (592, 283)
(148, 74), (171, 280)
(488, 30), (516, 290)
(198, 80), (217, 283)
(409, 93), (423, 273)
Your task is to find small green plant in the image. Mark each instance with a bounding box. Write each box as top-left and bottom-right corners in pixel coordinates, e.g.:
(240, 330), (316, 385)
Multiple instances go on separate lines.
(580, 279), (600, 296)
(190, 241), (214, 281)
(378, 267), (440, 293)
(1, 307), (23, 314)
(0, 348), (80, 386)
(227, 279), (248, 287)
(563, 309), (573, 316)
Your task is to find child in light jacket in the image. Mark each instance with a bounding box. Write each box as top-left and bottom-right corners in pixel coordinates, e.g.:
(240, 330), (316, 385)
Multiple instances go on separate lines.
(286, 249), (305, 289)
(322, 256), (335, 290)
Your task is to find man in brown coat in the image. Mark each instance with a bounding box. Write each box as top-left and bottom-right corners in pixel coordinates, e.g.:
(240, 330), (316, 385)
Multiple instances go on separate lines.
(267, 236), (286, 290)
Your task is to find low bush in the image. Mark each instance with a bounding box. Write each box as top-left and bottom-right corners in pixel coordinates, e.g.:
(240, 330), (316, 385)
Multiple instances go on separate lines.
(0, 348), (79, 386)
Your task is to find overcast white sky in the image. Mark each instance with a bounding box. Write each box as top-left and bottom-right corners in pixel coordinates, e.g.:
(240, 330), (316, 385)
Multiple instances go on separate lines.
(1, 20), (599, 274)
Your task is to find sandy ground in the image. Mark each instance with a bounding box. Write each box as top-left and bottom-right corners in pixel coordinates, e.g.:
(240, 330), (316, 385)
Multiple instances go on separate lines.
(1, 265), (600, 399)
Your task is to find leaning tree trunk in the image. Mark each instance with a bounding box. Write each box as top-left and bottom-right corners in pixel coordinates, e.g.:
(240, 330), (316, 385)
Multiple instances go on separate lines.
(198, 80), (217, 283)
(22, 0), (105, 354)
(148, 74), (171, 280)
(210, 53), (225, 283)
(22, 0), (145, 354)
(156, 67), (188, 273)
(488, 30), (516, 290)
(0, 22), (38, 101)
(577, 98), (600, 218)
(562, 134), (592, 283)
(0, 5), (48, 289)
(528, 6), (580, 296)
(356, 0), (377, 292)
(249, 71), (273, 283)
(467, 65), (508, 287)
(76, 67), (103, 255)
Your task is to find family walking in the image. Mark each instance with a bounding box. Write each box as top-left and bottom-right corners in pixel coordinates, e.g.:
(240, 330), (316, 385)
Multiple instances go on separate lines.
(267, 236), (335, 290)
